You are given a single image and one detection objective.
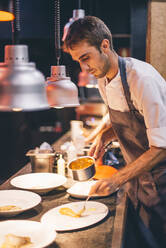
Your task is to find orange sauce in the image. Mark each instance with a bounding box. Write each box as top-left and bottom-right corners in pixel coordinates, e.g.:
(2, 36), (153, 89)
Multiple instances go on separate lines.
(59, 207), (80, 218)
(0, 205), (21, 212)
(70, 157), (94, 170)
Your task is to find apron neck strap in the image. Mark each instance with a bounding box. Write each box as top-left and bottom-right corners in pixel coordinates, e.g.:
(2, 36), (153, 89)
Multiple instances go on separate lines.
(118, 56), (135, 111)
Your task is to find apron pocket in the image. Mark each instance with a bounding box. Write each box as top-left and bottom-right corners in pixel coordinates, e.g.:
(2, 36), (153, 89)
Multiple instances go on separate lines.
(138, 172), (160, 207)
(151, 166), (166, 198)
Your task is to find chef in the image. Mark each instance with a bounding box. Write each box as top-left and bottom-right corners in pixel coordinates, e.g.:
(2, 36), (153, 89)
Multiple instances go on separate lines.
(63, 16), (166, 248)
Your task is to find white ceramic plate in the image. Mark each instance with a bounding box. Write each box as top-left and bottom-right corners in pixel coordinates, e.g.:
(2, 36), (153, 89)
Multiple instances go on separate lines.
(0, 220), (56, 248)
(41, 201), (108, 231)
(67, 180), (103, 199)
(10, 173), (67, 194)
(0, 190), (41, 217)
(67, 180), (118, 199)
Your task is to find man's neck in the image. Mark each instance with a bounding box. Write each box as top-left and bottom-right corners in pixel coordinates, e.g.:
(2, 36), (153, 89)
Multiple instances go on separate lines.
(106, 52), (119, 83)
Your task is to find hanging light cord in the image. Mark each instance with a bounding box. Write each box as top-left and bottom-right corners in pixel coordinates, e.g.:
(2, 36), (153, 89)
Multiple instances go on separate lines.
(55, 0), (61, 66)
(11, 0), (20, 44)
(78, 0), (81, 9)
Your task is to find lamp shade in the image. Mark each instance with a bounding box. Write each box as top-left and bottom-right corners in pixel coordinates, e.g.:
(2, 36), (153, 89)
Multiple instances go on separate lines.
(62, 9), (85, 41)
(0, 45), (49, 111)
(0, 0), (14, 21)
(46, 65), (80, 108)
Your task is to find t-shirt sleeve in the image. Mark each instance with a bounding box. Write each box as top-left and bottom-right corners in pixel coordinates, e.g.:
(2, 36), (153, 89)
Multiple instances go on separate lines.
(130, 75), (166, 148)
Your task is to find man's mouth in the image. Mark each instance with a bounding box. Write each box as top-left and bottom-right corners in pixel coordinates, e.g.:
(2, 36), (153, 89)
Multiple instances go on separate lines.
(89, 69), (95, 74)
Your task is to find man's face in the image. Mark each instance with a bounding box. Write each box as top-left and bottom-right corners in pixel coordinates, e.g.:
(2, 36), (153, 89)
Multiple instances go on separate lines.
(68, 41), (111, 79)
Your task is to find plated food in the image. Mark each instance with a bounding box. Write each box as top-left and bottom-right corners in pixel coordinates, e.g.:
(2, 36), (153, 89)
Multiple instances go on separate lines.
(10, 173), (67, 194)
(59, 207), (81, 218)
(41, 201), (108, 231)
(0, 220), (56, 248)
(0, 205), (21, 212)
(0, 190), (41, 217)
(1, 233), (33, 248)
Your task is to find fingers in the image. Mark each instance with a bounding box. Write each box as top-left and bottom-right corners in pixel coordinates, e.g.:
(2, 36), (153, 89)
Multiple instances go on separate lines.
(85, 133), (96, 144)
(88, 138), (105, 160)
(89, 181), (101, 196)
(88, 142), (97, 157)
(85, 136), (93, 144)
(93, 144), (105, 160)
(89, 180), (111, 196)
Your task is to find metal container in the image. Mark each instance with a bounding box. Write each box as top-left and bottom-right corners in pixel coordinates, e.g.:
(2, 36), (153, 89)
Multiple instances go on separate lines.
(68, 156), (96, 181)
(26, 150), (56, 173)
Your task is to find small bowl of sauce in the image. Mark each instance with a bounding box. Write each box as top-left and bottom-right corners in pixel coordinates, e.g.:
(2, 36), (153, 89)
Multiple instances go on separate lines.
(68, 156), (95, 181)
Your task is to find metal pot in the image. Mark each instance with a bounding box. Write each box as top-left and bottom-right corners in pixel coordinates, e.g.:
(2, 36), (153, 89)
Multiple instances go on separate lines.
(26, 150), (56, 173)
(68, 156), (96, 181)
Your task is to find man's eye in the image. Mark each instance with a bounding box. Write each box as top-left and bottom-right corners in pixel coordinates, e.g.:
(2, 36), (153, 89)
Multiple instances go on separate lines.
(81, 57), (89, 62)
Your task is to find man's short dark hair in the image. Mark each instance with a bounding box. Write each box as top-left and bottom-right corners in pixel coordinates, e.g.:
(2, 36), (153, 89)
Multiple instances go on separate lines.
(63, 16), (114, 52)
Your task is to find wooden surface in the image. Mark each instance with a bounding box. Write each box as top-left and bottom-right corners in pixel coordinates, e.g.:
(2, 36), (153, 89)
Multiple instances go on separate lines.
(0, 132), (127, 248)
(146, 0), (166, 79)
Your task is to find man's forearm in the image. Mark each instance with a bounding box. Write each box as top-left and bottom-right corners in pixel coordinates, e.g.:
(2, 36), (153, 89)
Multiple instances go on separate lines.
(113, 146), (166, 186)
(85, 114), (110, 143)
(101, 125), (117, 146)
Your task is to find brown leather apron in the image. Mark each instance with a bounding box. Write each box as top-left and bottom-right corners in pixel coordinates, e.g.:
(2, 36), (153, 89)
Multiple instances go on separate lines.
(108, 56), (166, 247)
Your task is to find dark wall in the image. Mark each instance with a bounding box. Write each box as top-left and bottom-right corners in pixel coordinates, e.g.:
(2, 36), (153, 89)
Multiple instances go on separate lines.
(0, 0), (147, 182)
(0, 0), (132, 76)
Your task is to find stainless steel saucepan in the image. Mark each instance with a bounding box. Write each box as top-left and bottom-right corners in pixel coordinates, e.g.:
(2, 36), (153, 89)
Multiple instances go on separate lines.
(68, 156), (96, 181)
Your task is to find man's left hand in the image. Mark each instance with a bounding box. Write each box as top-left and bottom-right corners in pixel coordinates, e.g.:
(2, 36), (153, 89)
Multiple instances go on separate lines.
(89, 178), (118, 196)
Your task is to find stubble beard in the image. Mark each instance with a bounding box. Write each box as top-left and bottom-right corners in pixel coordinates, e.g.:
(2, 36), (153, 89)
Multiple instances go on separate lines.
(95, 58), (111, 79)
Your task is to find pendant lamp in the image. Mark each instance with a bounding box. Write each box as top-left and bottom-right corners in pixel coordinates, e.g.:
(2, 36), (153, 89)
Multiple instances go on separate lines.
(47, 65), (79, 108)
(62, 9), (85, 42)
(0, 0), (49, 111)
(0, 0), (14, 21)
(62, 0), (85, 41)
(46, 0), (79, 108)
(62, 1), (97, 89)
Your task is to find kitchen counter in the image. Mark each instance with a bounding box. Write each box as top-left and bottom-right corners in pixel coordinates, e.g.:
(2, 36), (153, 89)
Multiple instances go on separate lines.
(0, 132), (127, 248)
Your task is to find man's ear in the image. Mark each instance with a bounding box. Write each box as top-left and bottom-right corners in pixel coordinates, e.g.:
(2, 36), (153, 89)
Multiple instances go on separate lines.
(100, 39), (110, 53)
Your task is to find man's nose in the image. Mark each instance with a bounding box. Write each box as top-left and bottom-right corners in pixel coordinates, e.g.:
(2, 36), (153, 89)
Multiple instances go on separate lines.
(80, 62), (90, 72)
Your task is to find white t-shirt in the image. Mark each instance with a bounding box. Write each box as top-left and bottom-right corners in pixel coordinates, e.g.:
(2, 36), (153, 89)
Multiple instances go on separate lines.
(98, 57), (166, 148)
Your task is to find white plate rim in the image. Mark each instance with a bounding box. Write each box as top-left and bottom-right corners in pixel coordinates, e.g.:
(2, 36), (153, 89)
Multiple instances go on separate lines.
(0, 189), (41, 216)
(67, 181), (110, 199)
(10, 173), (67, 191)
(41, 201), (109, 231)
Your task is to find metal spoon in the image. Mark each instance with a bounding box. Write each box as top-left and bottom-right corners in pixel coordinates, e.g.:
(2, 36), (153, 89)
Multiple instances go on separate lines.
(77, 195), (91, 217)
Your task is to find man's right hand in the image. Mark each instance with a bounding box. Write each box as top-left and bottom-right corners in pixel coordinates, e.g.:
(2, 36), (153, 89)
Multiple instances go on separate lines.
(88, 133), (106, 160)
(88, 125), (115, 160)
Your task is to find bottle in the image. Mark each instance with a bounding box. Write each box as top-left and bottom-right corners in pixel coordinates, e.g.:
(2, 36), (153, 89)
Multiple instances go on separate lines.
(66, 142), (77, 178)
(53, 153), (60, 173)
(74, 132), (85, 155)
(57, 154), (66, 176)
(67, 142), (77, 163)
